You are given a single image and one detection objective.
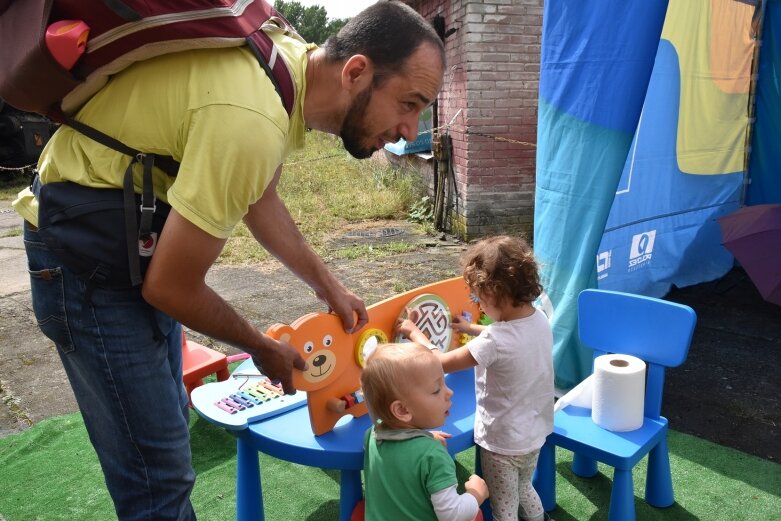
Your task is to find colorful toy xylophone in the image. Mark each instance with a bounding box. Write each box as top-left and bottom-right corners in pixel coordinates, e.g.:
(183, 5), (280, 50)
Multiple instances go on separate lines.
(190, 361), (307, 431)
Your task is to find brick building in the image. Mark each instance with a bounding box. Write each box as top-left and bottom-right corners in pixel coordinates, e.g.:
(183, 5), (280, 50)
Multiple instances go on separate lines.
(397, 0), (543, 241)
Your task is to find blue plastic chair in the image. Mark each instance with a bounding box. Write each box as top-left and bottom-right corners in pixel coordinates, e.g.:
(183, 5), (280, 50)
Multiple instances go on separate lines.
(533, 289), (697, 521)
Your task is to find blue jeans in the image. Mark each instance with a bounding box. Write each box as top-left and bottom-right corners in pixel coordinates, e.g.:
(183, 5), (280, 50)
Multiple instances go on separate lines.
(24, 223), (196, 520)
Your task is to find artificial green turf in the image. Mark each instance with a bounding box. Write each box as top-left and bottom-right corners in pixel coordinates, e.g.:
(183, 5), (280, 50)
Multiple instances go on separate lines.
(0, 411), (778, 520)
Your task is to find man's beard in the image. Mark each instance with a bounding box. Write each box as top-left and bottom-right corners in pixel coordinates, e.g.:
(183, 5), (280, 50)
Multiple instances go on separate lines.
(340, 86), (375, 159)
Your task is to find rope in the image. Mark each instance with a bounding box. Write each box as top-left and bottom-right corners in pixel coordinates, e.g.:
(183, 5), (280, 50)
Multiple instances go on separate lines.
(417, 107), (537, 148)
(284, 152), (345, 166)
(0, 163), (37, 173)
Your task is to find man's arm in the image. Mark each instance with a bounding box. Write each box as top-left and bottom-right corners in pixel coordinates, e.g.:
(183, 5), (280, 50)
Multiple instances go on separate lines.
(142, 209), (305, 394)
(243, 166), (368, 333)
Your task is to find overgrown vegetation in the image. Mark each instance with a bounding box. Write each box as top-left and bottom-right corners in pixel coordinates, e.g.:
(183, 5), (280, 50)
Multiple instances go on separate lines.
(218, 130), (430, 264)
(0, 171), (32, 199)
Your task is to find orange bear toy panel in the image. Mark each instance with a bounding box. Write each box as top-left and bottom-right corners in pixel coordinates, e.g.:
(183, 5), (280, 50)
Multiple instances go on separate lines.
(266, 276), (479, 436)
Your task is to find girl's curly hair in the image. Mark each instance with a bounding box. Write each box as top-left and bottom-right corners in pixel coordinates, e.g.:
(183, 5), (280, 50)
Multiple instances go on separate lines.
(461, 235), (542, 307)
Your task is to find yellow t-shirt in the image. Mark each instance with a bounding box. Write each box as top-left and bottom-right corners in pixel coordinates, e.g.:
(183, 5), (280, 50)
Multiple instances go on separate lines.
(14, 22), (313, 239)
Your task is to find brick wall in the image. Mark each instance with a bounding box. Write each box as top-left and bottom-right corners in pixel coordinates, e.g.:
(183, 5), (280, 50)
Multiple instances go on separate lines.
(405, 0), (543, 241)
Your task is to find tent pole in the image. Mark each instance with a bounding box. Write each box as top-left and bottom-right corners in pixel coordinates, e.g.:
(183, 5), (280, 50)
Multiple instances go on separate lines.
(742, 0), (768, 207)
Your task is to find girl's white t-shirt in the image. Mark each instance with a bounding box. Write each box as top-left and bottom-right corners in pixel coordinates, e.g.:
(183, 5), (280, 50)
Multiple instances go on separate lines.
(466, 308), (554, 455)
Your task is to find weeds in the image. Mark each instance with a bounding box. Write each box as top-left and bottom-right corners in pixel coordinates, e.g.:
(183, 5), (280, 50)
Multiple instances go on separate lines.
(219, 131), (428, 264)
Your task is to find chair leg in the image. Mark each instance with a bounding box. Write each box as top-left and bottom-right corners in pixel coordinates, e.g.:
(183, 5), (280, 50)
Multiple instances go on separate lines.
(216, 367), (231, 381)
(645, 437), (674, 507)
(185, 381), (200, 407)
(609, 467), (635, 521)
(572, 453), (598, 478)
(533, 441), (557, 512)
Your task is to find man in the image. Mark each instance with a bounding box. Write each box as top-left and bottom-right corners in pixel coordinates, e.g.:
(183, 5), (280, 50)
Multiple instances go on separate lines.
(13, 2), (445, 519)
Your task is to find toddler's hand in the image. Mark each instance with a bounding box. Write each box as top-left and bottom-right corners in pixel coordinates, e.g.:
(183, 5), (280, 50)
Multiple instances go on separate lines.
(451, 314), (470, 333)
(394, 318), (417, 339)
(465, 474), (489, 504)
(430, 430), (451, 447)
(395, 307), (421, 339)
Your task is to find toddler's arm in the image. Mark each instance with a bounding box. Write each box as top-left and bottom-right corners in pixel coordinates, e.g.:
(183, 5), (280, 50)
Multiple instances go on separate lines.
(450, 315), (486, 337)
(430, 474), (489, 521)
(395, 313), (439, 351)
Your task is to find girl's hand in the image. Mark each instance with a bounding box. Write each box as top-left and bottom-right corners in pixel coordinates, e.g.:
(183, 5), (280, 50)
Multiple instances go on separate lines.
(450, 314), (471, 334)
(394, 307), (421, 339)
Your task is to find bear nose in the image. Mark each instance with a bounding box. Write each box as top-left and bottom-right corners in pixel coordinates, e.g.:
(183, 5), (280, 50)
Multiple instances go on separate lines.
(313, 354), (327, 367)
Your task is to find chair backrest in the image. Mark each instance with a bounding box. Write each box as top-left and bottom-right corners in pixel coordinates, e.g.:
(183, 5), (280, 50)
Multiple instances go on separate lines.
(578, 289), (697, 418)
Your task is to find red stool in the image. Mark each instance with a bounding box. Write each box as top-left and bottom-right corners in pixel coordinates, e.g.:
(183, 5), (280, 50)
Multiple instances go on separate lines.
(350, 498), (483, 520)
(181, 331), (230, 405)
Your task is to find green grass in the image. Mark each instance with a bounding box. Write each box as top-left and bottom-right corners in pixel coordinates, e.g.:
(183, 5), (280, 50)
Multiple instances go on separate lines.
(1, 228), (22, 238)
(218, 131), (428, 265)
(0, 412), (778, 520)
(0, 172), (32, 200)
(333, 241), (420, 261)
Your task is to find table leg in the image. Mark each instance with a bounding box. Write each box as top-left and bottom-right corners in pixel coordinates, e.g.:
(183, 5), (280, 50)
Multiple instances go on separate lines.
(339, 469), (362, 521)
(236, 436), (263, 521)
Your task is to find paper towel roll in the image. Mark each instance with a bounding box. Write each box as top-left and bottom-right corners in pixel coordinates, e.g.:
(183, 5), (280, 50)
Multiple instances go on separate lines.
(554, 374), (595, 412)
(591, 354), (646, 432)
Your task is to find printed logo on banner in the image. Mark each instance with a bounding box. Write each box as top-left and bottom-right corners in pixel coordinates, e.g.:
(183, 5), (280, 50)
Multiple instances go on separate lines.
(628, 230), (656, 271)
(596, 250), (612, 281)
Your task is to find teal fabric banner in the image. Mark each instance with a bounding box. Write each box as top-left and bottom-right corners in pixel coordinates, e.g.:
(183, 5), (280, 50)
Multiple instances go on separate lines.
(749, 0), (781, 205)
(534, 1), (669, 390)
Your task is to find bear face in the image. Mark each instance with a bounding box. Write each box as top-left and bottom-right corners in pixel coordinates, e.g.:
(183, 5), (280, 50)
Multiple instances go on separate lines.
(267, 313), (355, 392)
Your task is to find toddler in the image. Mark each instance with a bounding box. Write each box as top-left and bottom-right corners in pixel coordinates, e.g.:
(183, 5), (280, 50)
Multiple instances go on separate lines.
(361, 342), (489, 521)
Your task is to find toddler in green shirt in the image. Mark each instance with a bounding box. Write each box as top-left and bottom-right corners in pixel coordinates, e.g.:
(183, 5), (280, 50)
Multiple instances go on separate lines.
(360, 342), (488, 521)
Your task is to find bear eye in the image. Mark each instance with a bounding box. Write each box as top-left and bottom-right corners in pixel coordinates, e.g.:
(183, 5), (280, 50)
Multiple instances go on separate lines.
(304, 341), (314, 353)
(323, 335), (333, 347)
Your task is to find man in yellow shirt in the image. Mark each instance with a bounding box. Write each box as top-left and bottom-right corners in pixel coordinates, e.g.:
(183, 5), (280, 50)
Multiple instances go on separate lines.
(13, 2), (445, 519)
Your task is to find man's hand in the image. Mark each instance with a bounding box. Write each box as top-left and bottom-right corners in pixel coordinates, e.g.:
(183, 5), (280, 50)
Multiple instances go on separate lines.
(250, 336), (307, 395)
(465, 474), (489, 505)
(316, 285), (368, 333)
(242, 172), (368, 335)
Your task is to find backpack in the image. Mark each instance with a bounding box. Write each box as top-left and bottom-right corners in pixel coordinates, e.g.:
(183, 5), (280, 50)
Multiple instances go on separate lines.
(0, 0), (296, 119)
(1, 0), (300, 290)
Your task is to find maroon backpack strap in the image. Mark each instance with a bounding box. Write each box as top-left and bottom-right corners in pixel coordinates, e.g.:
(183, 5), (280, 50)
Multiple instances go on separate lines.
(246, 29), (295, 117)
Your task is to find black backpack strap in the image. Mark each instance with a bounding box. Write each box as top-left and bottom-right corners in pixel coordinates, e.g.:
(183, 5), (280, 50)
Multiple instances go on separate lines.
(63, 116), (180, 177)
(64, 116), (172, 287)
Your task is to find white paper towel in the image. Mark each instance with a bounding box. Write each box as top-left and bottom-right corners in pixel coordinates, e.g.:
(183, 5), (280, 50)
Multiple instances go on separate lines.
(591, 354), (646, 432)
(554, 374), (595, 413)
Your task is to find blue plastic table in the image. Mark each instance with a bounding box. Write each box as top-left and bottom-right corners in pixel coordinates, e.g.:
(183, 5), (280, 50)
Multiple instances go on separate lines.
(232, 366), (477, 521)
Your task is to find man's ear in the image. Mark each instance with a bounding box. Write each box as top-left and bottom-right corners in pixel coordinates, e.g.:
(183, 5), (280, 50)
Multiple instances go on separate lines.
(389, 399), (411, 424)
(341, 54), (373, 91)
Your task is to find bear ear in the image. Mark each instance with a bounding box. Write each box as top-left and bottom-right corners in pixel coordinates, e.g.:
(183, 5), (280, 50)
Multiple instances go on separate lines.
(267, 323), (293, 341)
